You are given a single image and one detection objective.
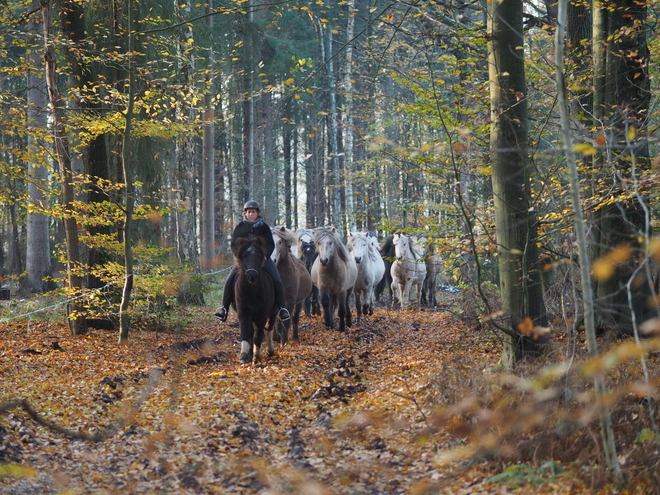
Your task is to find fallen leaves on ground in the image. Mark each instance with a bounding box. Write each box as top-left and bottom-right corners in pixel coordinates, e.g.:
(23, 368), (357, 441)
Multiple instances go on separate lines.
(0, 302), (647, 494)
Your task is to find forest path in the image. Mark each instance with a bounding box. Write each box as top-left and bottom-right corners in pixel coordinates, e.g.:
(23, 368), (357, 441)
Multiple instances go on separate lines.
(0, 302), (582, 494)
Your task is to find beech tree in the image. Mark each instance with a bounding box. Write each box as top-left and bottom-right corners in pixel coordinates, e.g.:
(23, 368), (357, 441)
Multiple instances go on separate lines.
(488, 0), (548, 366)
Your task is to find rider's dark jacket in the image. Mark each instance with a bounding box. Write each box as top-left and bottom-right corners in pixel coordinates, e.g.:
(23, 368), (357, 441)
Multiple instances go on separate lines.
(230, 217), (275, 259)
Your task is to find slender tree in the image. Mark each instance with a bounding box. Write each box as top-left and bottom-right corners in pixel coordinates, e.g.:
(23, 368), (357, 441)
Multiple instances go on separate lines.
(21, 2), (51, 295)
(43, 0), (86, 335)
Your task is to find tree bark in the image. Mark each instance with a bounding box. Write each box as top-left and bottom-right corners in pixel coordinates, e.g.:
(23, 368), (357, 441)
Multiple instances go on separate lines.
(200, 0), (215, 272)
(488, 0), (547, 367)
(43, 0), (87, 335)
(21, 1), (51, 295)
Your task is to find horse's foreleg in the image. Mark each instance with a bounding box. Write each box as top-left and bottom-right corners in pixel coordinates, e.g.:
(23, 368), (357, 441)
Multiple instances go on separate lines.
(321, 290), (334, 328)
(239, 317), (254, 364)
(253, 322), (265, 363)
(402, 281), (412, 310)
(345, 289), (353, 329)
(355, 291), (363, 323)
(265, 316), (276, 357)
(312, 286), (322, 316)
(292, 302), (303, 340)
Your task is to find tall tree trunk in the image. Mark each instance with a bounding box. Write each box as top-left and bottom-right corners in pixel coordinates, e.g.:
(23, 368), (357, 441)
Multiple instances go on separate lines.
(118, 0), (136, 344)
(592, 0), (651, 334)
(21, 2), (51, 295)
(200, 0), (215, 272)
(174, 0), (198, 262)
(343, 0), (356, 232)
(555, 0), (620, 474)
(43, 0), (87, 336)
(325, 23), (342, 229)
(488, 0), (547, 367)
(243, 3), (255, 202)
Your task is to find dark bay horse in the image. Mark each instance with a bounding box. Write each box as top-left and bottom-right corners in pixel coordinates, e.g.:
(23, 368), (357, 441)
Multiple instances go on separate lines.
(295, 228), (321, 316)
(311, 226), (358, 332)
(232, 236), (277, 364)
(375, 235), (394, 302)
(271, 226), (313, 342)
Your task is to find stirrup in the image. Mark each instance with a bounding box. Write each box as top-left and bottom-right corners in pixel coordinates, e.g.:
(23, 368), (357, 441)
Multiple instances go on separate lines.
(214, 306), (228, 322)
(278, 307), (291, 322)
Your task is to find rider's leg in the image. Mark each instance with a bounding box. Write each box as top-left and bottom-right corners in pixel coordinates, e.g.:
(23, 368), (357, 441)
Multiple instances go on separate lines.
(214, 267), (238, 321)
(263, 259), (290, 321)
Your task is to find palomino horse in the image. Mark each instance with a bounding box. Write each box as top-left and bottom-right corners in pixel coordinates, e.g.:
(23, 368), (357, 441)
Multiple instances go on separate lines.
(232, 236), (277, 364)
(295, 228), (321, 316)
(271, 226), (313, 342)
(421, 239), (443, 306)
(390, 233), (427, 310)
(311, 226), (358, 332)
(348, 231), (385, 321)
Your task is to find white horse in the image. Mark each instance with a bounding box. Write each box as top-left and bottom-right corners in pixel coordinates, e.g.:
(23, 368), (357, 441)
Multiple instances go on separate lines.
(348, 231), (385, 321)
(390, 233), (427, 310)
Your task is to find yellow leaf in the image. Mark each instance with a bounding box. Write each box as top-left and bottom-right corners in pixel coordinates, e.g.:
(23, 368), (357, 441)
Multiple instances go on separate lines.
(628, 126), (636, 141)
(284, 78), (295, 85)
(592, 245), (632, 281)
(573, 143), (598, 156)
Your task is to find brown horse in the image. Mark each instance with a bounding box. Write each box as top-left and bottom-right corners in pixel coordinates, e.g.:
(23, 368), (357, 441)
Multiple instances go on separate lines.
(271, 226), (313, 342)
(232, 236), (277, 364)
(311, 226), (358, 332)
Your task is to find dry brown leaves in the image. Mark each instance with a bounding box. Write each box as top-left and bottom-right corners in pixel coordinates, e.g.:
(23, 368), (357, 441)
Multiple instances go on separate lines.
(0, 302), (651, 494)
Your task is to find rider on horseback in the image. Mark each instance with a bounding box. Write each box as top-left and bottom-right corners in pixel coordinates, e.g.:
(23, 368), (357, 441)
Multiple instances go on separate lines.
(215, 201), (291, 323)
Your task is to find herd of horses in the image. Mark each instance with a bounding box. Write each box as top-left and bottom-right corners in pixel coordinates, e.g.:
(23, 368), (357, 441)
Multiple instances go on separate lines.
(229, 226), (443, 364)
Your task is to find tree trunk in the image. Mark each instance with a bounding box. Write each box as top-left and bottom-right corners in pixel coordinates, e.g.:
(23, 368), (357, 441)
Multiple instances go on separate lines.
(592, 0), (651, 335)
(242, 3), (255, 202)
(200, 0), (215, 272)
(118, 0), (136, 344)
(488, 0), (547, 367)
(555, 0), (620, 474)
(325, 23), (342, 230)
(343, 0), (356, 232)
(21, 2), (51, 295)
(43, 0), (87, 336)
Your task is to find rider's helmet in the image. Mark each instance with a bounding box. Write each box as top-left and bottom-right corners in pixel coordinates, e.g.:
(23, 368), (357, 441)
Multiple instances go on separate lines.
(243, 200), (260, 212)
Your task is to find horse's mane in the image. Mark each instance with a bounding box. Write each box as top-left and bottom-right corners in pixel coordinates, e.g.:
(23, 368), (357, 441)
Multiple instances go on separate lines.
(296, 228), (314, 244)
(272, 226), (296, 249)
(314, 226), (351, 263)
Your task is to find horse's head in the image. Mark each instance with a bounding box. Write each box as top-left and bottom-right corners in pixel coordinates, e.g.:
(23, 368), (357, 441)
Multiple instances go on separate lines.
(348, 232), (368, 264)
(393, 233), (411, 261)
(271, 226), (295, 265)
(296, 229), (317, 269)
(235, 236), (266, 284)
(314, 227), (339, 266)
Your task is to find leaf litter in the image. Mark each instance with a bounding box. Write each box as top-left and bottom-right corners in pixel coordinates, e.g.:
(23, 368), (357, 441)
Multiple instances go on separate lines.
(0, 299), (656, 494)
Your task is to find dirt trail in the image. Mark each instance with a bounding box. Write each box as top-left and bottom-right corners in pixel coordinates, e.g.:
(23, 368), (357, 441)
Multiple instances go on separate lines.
(0, 304), (521, 494)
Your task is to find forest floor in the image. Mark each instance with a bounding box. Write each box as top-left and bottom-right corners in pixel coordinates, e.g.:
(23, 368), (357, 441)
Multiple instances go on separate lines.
(0, 293), (658, 494)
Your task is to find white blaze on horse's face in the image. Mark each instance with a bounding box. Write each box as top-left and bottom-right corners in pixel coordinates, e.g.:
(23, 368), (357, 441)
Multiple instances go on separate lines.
(272, 236), (285, 264)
